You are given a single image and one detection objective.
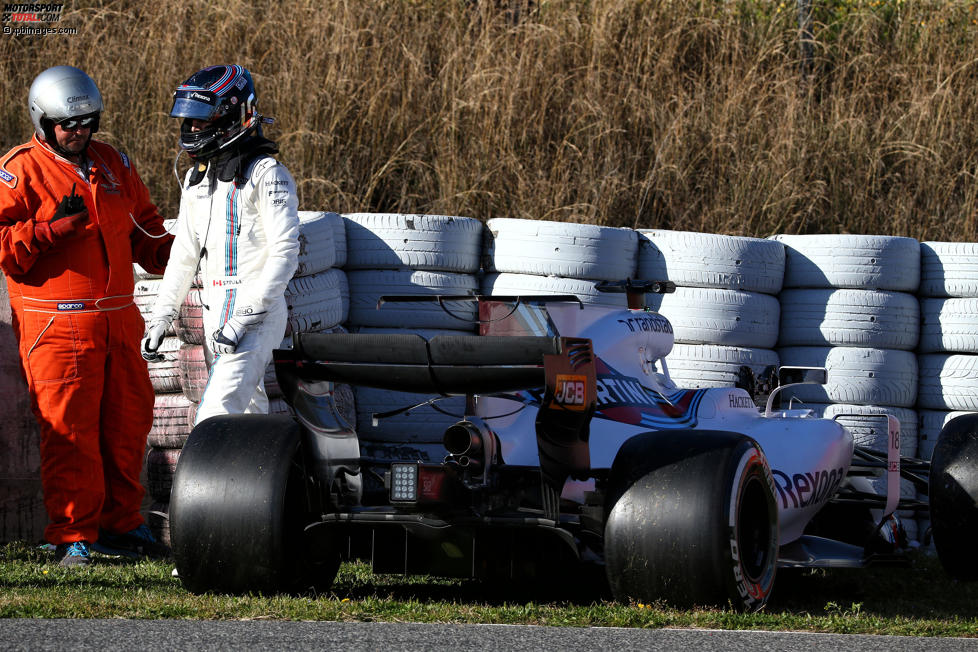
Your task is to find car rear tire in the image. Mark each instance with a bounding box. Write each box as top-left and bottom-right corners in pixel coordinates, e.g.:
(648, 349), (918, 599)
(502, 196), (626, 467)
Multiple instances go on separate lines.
(604, 431), (778, 611)
(169, 414), (341, 594)
(930, 413), (978, 580)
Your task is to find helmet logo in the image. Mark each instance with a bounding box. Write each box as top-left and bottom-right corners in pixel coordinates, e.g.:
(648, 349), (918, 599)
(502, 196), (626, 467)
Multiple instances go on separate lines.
(190, 92), (214, 103)
(230, 96), (238, 105)
(66, 95), (89, 102)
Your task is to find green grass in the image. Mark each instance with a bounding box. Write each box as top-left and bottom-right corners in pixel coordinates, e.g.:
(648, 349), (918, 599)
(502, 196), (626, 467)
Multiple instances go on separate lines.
(1, 542), (977, 636)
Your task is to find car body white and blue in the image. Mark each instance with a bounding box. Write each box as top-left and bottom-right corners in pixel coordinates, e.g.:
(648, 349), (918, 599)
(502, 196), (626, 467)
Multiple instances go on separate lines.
(168, 281), (972, 610)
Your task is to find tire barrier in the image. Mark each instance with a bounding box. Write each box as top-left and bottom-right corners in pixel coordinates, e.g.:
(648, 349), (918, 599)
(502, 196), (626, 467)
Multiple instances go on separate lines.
(295, 210), (338, 277)
(645, 232), (784, 391)
(145, 336), (183, 394)
(346, 269), (479, 330)
(778, 346), (918, 408)
(638, 230), (785, 294)
(285, 268), (347, 335)
(666, 344), (779, 390)
(919, 298), (978, 354)
(146, 446), (181, 504)
(174, 288), (204, 345)
(648, 287), (780, 349)
(920, 242), (978, 298)
(772, 233), (920, 292)
(148, 393), (195, 449)
(481, 272), (627, 308)
(483, 217), (638, 281)
(779, 289), (919, 351)
(916, 242), (978, 548)
(344, 213), (483, 273)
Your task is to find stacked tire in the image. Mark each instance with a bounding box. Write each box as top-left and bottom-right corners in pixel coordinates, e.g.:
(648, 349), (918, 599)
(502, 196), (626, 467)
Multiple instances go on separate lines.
(637, 230), (784, 390)
(773, 234), (921, 543)
(342, 213), (483, 457)
(482, 218), (638, 308)
(916, 242), (978, 549)
(134, 250), (197, 548)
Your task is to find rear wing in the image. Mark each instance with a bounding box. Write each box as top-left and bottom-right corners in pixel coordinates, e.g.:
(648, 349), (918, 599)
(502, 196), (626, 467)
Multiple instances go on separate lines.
(275, 332), (562, 395)
(275, 330), (599, 499)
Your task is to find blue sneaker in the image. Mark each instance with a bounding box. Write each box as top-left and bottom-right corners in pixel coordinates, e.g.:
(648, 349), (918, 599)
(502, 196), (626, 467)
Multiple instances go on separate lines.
(93, 524), (169, 559)
(55, 541), (91, 568)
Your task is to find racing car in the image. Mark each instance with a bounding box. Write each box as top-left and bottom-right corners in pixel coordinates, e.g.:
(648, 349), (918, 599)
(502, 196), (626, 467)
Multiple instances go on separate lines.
(168, 280), (978, 610)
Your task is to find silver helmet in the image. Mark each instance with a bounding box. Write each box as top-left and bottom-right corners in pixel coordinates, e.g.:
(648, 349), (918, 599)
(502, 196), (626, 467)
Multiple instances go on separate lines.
(28, 66), (103, 143)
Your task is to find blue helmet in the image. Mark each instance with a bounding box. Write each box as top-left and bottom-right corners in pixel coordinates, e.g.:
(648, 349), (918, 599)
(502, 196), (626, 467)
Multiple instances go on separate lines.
(170, 64), (259, 159)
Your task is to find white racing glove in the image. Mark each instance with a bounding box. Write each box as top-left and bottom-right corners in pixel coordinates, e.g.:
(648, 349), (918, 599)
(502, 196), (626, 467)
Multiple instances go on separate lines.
(141, 319), (171, 362)
(208, 308), (266, 355)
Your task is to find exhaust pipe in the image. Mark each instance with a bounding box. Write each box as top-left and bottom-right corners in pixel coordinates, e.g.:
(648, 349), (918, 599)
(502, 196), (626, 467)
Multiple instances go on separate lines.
(444, 421), (484, 457)
(443, 419), (496, 482)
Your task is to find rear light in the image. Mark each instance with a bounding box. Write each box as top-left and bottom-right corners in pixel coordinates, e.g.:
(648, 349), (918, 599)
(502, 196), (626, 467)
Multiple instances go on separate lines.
(388, 464), (453, 505)
(389, 463), (418, 502)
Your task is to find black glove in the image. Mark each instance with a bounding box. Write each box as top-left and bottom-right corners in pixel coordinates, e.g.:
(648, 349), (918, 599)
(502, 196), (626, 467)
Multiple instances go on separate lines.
(52, 183), (87, 221)
(35, 184), (89, 250)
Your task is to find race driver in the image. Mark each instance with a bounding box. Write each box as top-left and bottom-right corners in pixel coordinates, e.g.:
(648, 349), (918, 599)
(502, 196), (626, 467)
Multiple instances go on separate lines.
(142, 64), (299, 424)
(0, 66), (174, 567)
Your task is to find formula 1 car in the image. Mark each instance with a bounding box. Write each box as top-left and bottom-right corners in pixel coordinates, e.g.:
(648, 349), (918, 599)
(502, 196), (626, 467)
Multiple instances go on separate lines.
(168, 281), (978, 610)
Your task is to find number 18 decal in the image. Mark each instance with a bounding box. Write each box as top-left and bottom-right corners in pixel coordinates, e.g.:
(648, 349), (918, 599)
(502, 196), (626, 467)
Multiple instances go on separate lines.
(554, 374), (588, 411)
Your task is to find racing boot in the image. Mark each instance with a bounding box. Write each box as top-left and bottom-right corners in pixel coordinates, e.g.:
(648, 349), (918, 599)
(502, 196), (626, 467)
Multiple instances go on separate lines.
(56, 541), (92, 568)
(92, 524), (170, 560)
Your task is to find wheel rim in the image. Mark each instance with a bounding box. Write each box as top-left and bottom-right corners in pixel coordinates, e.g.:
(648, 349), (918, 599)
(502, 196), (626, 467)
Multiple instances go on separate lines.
(737, 473), (775, 584)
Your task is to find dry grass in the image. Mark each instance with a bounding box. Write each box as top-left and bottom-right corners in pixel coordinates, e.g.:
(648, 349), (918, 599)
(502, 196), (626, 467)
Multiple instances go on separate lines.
(0, 0), (976, 240)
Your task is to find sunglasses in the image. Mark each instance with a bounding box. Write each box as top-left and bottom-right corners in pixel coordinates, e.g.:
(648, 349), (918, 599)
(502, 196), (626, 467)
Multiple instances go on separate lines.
(57, 114), (98, 130)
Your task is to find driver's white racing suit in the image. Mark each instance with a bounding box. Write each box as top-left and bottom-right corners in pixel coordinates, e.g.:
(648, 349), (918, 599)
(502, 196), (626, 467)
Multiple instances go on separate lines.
(149, 151), (299, 424)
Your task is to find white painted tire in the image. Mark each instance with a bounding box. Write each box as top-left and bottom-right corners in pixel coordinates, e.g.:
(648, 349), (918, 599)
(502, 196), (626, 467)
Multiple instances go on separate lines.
(343, 213), (483, 272)
(177, 343), (208, 404)
(918, 410), (977, 462)
(148, 393), (196, 448)
(146, 446), (181, 503)
(919, 242), (978, 298)
(777, 346), (918, 408)
(285, 268), (347, 334)
(346, 269), (478, 330)
(309, 210), (348, 269)
(778, 289), (919, 350)
(807, 403), (917, 456)
(637, 230), (785, 294)
(483, 218), (637, 281)
(772, 234), (920, 291)
(481, 272), (627, 307)
(917, 353), (978, 411)
(665, 344), (778, 389)
(174, 288), (204, 345)
(919, 298), (978, 354)
(647, 287), (779, 348)
(294, 211), (337, 277)
(146, 336), (183, 394)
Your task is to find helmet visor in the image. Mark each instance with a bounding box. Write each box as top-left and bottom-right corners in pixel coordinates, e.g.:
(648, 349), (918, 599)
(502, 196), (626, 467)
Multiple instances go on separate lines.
(170, 90), (220, 121)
